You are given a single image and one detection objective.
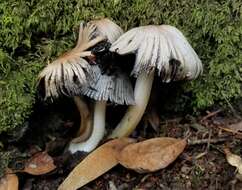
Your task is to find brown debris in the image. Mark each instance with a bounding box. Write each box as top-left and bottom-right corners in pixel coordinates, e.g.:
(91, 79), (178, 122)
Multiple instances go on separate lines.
(23, 151), (56, 175)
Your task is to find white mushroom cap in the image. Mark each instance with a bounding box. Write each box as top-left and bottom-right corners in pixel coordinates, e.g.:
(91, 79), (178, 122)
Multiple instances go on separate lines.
(38, 56), (92, 99)
(82, 65), (135, 105)
(89, 18), (124, 43)
(110, 25), (203, 82)
(79, 19), (134, 105)
(38, 18), (123, 99)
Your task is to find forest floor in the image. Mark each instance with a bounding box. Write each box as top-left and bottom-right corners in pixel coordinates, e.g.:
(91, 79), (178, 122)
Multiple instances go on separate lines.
(1, 98), (242, 190)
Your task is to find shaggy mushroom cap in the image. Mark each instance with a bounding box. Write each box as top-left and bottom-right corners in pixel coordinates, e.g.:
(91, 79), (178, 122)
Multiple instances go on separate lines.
(38, 57), (94, 99)
(108, 24), (203, 138)
(38, 18), (123, 100)
(89, 18), (123, 43)
(82, 68), (135, 105)
(82, 41), (135, 105)
(110, 25), (203, 81)
(38, 23), (101, 99)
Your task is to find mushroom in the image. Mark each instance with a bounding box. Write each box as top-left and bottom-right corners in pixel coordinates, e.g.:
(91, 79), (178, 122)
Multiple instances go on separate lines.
(38, 18), (124, 147)
(68, 41), (135, 153)
(38, 22), (103, 141)
(109, 25), (203, 138)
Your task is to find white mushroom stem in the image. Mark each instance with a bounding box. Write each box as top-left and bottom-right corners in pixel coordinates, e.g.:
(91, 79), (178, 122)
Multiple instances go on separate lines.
(109, 70), (155, 138)
(71, 96), (93, 143)
(68, 101), (107, 153)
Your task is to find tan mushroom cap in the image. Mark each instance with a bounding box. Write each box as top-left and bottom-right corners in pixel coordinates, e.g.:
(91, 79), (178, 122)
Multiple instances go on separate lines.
(38, 18), (123, 99)
(110, 25), (203, 82)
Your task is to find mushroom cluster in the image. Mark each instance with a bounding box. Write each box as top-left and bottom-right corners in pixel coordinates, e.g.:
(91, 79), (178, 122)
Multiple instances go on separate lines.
(38, 18), (203, 153)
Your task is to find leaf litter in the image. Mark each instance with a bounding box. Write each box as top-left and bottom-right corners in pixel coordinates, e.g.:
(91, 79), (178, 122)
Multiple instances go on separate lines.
(118, 137), (187, 173)
(2, 101), (242, 190)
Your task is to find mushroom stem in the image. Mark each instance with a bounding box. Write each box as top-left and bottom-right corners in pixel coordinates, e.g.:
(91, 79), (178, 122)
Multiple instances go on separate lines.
(68, 101), (107, 153)
(72, 96), (93, 143)
(109, 71), (155, 138)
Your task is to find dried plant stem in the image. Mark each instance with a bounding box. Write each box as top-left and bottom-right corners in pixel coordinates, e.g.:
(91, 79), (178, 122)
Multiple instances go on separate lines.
(188, 137), (229, 146)
(72, 96), (93, 143)
(200, 109), (222, 122)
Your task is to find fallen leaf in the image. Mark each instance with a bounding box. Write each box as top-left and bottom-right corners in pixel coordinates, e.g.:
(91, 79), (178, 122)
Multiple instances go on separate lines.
(58, 138), (135, 190)
(0, 171), (18, 190)
(24, 151), (56, 175)
(224, 148), (242, 175)
(118, 137), (187, 173)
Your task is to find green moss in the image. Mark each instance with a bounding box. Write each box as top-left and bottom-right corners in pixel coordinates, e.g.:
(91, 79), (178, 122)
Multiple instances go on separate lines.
(0, 0), (241, 133)
(0, 57), (42, 132)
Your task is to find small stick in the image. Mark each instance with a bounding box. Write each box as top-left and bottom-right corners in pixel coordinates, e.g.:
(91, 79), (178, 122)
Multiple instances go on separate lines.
(190, 136), (229, 159)
(218, 126), (242, 135)
(200, 109), (222, 122)
(188, 137), (229, 146)
(206, 129), (212, 152)
(195, 152), (207, 159)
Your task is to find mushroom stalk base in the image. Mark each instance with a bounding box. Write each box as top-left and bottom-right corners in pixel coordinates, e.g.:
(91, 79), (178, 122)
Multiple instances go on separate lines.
(72, 96), (93, 143)
(69, 101), (107, 153)
(109, 71), (155, 138)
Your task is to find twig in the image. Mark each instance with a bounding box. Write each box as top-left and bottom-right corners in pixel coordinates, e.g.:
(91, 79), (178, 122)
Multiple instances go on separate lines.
(188, 137), (230, 146)
(195, 152), (207, 159)
(190, 136), (229, 159)
(218, 126), (242, 135)
(206, 129), (212, 152)
(200, 109), (222, 122)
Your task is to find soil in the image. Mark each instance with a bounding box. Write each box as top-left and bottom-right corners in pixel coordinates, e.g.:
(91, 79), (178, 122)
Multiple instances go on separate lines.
(1, 97), (242, 190)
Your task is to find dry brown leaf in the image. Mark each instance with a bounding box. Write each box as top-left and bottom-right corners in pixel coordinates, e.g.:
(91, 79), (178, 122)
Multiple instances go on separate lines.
(0, 171), (19, 190)
(224, 148), (242, 175)
(58, 138), (136, 190)
(118, 137), (187, 173)
(24, 151), (56, 175)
